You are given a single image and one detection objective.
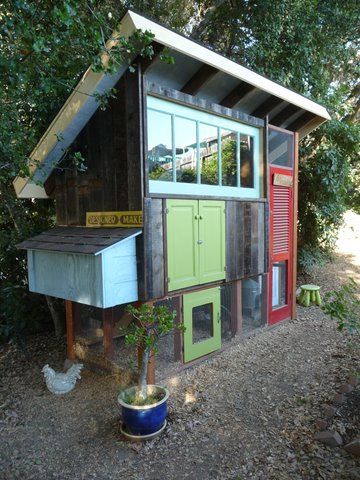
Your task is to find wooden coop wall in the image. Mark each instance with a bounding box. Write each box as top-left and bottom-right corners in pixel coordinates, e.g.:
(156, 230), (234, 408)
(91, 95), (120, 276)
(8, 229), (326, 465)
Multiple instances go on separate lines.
(49, 71), (144, 226)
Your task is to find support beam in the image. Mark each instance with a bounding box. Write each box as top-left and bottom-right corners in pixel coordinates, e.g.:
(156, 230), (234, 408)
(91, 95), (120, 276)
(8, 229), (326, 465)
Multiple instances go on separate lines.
(137, 42), (164, 73)
(181, 64), (219, 96)
(103, 308), (115, 360)
(251, 96), (285, 118)
(220, 82), (256, 108)
(65, 300), (76, 361)
(271, 104), (300, 127)
(231, 280), (242, 336)
(287, 111), (317, 132)
(291, 132), (299, 320)
(173, 296), (183, 362)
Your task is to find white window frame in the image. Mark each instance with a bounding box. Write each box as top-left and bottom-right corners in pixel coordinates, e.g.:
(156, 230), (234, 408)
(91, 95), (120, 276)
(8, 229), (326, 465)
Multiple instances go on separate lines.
(147, 95), (262, 198)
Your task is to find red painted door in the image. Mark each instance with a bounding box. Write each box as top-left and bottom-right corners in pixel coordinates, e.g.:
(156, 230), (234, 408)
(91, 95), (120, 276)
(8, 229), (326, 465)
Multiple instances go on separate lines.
(269, 166), (293, 324)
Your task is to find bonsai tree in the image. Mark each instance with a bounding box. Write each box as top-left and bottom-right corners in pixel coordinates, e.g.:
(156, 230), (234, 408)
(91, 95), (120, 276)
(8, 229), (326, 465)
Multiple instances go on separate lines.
(124, 303), (184, 403)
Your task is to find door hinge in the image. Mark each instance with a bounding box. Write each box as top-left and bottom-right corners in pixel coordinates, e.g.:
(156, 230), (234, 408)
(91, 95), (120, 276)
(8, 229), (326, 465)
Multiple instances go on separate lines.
(166, 277), (170, 283)
(164, 208), (169, 214)
(224, 266), (227, 271)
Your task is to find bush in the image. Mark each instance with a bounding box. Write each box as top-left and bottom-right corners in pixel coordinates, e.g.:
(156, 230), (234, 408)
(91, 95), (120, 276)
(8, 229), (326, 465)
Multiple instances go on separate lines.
(322, 279), (360, 334)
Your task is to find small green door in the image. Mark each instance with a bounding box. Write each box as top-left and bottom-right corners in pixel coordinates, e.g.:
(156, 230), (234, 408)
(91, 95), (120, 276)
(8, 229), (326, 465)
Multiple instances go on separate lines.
(167, 199), (199, 291)
(183, 287), (221, 362)
(199, 200), (225, 284)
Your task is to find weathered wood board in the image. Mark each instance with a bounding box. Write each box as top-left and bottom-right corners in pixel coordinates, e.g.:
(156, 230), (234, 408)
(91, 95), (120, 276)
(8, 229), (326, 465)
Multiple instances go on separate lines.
(226, 201), (268, 281)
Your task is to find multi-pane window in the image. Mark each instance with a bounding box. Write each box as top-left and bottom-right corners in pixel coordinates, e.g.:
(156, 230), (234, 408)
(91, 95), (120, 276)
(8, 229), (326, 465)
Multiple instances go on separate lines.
(147, 96), (261, 198)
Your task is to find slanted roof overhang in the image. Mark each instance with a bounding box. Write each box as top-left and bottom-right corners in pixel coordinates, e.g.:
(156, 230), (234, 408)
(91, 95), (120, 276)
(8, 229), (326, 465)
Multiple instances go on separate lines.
(13, 9), (330, 199)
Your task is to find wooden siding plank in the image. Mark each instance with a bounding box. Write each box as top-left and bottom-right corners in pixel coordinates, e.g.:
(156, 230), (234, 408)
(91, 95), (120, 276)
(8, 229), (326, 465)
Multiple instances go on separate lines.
(225, 202), (237, 281)
(235, 202), (245, 278)
(142, 197), (165, 301)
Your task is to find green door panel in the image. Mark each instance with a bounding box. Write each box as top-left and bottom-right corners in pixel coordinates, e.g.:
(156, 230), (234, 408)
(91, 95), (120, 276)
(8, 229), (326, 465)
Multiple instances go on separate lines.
(167, 199), (199, 291)
(183, 287), (221, 362)
(198, 200), (225, 284)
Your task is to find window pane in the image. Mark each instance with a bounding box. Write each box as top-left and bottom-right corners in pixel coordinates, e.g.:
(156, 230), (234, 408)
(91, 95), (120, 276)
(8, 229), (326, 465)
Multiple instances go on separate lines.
(272, 261), (287, 308)
(199, 123), (218, 185)
(147, 109), (173, 182)
(242, 276), (266, 333)
(221, 130), (237, 187)
(175, 117), (197, 184)
(192, 303), (213, 344)
(240, 134), (254, 188)
(269, 128), (294, 168)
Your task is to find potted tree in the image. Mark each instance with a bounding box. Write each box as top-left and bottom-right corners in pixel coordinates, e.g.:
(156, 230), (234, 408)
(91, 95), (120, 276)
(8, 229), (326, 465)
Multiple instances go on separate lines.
(118, 303), (184, 440)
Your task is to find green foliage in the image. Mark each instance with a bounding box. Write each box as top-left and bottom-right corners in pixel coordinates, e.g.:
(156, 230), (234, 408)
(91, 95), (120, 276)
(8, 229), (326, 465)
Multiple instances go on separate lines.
(193, 0), (360, 270)
(124, 303), (183, 355)
(322, 279), (360, 334)
(0, 186), (55, 342)
(0, 0), (191, 342)
(124, 303), (184, 397)
(1, 0), (359, 342)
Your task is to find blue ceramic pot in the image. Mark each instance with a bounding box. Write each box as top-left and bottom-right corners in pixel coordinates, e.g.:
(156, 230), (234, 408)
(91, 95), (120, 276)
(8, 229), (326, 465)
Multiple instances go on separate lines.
(118, 385), (169, 436)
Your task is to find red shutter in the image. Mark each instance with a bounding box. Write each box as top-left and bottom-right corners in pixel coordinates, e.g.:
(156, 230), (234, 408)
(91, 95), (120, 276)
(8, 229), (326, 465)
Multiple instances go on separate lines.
(272, 185), (291, 254)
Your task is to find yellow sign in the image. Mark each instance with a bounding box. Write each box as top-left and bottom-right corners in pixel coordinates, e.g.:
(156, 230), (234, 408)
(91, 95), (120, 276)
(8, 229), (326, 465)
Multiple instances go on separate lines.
(273, 173), (293, 188)
(86, 211), (143, 228)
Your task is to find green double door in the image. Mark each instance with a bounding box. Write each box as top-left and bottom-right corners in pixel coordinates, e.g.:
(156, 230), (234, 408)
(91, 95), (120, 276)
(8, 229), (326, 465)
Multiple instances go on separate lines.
(166, 199), (225, 292)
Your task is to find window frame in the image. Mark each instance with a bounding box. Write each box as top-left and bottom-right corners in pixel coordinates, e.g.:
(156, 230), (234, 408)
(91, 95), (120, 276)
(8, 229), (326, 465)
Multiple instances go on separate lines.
(147, 95), (262, 199)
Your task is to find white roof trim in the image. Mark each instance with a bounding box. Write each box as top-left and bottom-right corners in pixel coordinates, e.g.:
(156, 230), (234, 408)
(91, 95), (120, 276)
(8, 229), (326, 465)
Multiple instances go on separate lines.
(129, 11), (330, 120)
(14, 9), (330, 199)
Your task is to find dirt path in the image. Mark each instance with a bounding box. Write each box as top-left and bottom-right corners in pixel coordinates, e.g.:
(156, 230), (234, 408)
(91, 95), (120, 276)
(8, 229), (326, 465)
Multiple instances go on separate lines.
(1, 213), (359, 480)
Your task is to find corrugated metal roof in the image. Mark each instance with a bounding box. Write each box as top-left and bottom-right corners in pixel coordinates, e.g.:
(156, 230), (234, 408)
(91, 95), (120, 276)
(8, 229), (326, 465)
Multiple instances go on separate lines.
(17, 227), (141, 255)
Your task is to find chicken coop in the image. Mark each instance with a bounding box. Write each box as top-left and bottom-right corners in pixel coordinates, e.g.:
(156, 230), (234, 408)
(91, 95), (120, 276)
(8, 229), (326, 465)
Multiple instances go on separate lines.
(15, 10), (330, 380)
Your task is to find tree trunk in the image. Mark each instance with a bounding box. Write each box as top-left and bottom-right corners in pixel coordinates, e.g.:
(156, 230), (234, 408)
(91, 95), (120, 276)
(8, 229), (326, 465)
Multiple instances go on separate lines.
(138, 347), (150, 402)
(46, 296), (64, 338)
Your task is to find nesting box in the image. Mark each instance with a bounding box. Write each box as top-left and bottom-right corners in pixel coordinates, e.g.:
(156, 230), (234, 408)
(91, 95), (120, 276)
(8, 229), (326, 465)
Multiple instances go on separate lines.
(18, 227), (141, 308)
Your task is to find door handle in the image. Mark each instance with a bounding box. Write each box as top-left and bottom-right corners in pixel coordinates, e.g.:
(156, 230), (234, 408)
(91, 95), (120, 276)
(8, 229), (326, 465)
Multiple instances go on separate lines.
(194, 214), (199, 219)
(197, 240), (203, 245)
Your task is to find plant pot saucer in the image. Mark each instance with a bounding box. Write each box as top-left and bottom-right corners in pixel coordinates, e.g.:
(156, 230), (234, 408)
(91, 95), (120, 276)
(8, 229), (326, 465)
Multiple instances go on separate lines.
(120, 420), (167, 441)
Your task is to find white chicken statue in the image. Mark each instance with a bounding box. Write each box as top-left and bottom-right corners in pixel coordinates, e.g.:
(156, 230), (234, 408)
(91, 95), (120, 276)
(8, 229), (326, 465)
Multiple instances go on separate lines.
(42, 363), (83, 395)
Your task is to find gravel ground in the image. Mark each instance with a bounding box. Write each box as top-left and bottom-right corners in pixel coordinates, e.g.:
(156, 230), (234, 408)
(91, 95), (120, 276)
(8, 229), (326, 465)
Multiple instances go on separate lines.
(0, 212), (359, 480)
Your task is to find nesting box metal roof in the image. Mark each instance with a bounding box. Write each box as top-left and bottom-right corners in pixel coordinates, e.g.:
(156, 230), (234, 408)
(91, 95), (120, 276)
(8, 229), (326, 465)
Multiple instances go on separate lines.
(13, 9), (330, 199)
(17, 227), (141, 255)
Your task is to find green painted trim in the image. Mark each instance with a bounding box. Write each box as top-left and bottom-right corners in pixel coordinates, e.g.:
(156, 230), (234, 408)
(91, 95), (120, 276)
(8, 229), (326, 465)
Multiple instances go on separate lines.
(183, 287), (221, 362)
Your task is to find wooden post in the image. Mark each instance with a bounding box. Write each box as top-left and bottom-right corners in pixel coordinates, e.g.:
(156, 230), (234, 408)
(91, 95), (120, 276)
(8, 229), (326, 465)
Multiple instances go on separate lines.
(231, 280), (242, 336)
(291, 132), (299, 319)
(65, 300), (76, 361)
(103, 308), (115, 360)
(173, 296), (183, 362)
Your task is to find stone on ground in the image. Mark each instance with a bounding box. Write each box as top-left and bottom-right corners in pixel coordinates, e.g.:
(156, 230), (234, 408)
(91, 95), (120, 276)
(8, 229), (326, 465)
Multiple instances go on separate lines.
(314, 430), (343, 447)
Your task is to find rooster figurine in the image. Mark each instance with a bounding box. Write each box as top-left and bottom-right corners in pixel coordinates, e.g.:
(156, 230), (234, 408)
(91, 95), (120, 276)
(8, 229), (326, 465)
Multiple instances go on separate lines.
(42, 363), (83, 395)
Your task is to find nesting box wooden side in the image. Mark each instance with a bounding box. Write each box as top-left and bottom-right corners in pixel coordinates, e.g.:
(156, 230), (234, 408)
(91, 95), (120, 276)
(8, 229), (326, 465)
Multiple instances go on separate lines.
(101, 238), (138, 308)
(27, 249), (104, 307)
